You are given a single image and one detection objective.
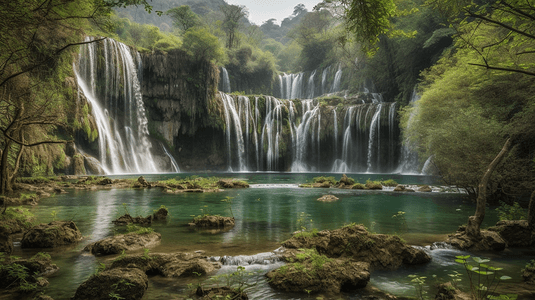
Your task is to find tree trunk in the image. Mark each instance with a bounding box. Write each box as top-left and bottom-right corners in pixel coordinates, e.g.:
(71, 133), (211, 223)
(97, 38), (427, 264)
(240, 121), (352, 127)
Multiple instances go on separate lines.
(529, 190), (535, 230)
(466, 138), (512, 238)
(0, 140), (13, 195)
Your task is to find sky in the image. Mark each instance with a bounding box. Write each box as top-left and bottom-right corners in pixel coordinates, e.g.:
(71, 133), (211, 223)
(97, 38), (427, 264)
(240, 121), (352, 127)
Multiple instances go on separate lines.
(225, 0), (322, 25)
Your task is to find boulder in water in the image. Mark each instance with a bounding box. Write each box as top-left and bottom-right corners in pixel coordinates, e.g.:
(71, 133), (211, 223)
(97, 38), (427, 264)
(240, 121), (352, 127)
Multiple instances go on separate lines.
(191, 215), (235, 228)
(112, 214), (152, 226)
(317, 195), (339, 202)
(282, 224), (430, 270)
(21, 221), (82, 248)
(73, 268), (148, 300)
(152, 207), (168, 221)
(446, 229), (506, 251)
(418, 185), (433, 192)
(84, 232), (161, 255)
(266, 250), (370, 294)
(109, 252), (220, 277)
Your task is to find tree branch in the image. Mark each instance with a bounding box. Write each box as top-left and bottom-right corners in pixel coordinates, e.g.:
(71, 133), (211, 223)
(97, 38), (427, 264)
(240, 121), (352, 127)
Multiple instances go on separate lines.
(468, 63), (535, 76)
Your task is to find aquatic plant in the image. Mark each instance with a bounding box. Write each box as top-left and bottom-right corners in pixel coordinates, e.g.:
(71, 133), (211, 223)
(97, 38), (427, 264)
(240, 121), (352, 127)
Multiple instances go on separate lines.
(455, 255), (514, 300)
(407, 274), (427, 300)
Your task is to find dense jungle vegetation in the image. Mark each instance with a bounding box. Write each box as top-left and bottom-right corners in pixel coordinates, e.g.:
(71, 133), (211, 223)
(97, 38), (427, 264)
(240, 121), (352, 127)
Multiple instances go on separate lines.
(1, 0), (534, 209)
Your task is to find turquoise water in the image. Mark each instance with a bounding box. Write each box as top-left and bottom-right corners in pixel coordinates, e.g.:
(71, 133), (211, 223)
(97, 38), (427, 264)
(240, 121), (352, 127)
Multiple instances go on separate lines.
(11, 173), (533, 299)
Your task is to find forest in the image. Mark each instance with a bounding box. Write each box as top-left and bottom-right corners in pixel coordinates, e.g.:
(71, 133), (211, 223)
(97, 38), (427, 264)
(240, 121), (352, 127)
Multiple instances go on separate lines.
(0, 0), (535, 299)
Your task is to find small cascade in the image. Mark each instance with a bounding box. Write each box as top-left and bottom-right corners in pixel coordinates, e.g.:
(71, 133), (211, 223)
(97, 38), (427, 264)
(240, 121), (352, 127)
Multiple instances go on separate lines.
(307, 70), (316, 99)
(214, 251), (283, 266)
(291, 100), (321, 172)
(366, 104), (383, 173)
(321, 65), (331, 95)
(75, 37), (161, 174)
(219, 67), (231, 93)
(161, 143), (180, 172)
(220, 92), (247, 172)
(397, 89), (421, 174)
(261, 96), (284, 171)
(330, 64), (343, 93)
(421, 155), (434, 175)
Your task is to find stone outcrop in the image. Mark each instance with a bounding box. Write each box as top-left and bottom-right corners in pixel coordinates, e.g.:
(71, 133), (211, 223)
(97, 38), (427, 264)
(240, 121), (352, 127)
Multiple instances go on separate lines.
(217, 179), (249, 188)
(109, 252), (220, 277)
(446, 228), (506, 251)
(21, 221), (82, 248)
(0, 234), (13, 254)
(266, 256), (370, 294)
(73, 268), (148, 300)
(394, 185), (415, 192)
(84, 232), (161, 255)
(435, 282), (471, 300)
(0, 254), (58, 291)
(134, 176), (151, 188)
(282, 225), (430, 270)
(152, 207), (168, 221)
(487, 220), (534, 247)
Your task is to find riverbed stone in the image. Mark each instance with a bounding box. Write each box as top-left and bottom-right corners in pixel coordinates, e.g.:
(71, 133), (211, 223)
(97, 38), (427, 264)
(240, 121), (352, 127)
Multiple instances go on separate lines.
(196, 286), (248, 300)
(21, 221), (82, 248)
(152, 207), (168, 221)
(84, 232), (161, 255)
(435, 282), (471, 300)
(282, 224), (431, 270)
(72, 268), (148, 300)
(418, 185), (433, 192)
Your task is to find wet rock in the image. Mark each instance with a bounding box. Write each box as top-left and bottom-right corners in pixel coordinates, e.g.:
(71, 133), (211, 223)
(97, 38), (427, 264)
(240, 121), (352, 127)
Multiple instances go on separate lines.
(488, 220), (534, 247)
(73, 154), (86, 175)
(84, 155), (105, 175)
(394, 185), (414, 192)
(0, 234), (13, 254)
(152, 207), (168, 221)
(98, 177), (113, 185)
(73, 268), (148, 300)
(113, 214), (152, 226)
(135, 176), (151, 188)
(266, 254), (370, 293)
(418, 185), (433, 192)
(446, 230), (506, 251)
(191, 215), (235, 228)
(282, 225), (430, 270)
(84, 232), (161, 255)
(435, 282), (471, 300)
(21, 221), (82, 248)
(365, 181), (383, 190)
(196, 286), (248, 299)
(317, 195), (339, 202)
(109, 252), (220, 277)
(34, 295), (55, 300)
(338, 174), (354, 186)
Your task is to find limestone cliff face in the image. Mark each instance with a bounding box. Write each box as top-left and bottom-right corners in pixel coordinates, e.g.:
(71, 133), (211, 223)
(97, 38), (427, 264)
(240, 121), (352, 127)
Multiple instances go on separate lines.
(141, 50), (227, 171)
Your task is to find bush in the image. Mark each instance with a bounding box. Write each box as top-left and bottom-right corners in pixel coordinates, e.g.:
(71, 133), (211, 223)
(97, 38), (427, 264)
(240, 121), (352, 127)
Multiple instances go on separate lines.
(313, 176), (336, 185)
(381, 179), (398, 187)
(495, 201), (527, 221)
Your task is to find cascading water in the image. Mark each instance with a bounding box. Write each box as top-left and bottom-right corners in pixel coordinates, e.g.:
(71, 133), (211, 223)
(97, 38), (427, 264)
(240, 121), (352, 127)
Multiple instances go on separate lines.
(330, 64), (343, 93)
(75, 37), (165, 174)
(219, 67), (231, 93)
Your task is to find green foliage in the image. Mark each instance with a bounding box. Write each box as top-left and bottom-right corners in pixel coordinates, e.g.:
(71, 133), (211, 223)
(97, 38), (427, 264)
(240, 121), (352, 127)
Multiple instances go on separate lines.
(126, 224), (154, 235)
(495, 201), (527, 221)
(455, 255), (514, 300)
(381, 179), (398, 187)
(166, 5), (201, 31)
(182, 27), (225, 62)
(209, 265), (259, 294)
(365, 179), (383, 190)
(407, 274), (427, 300)
(313, 176), (336, 185)
(0, 206), (35, 229)
(0, 252), (53, 292)
(523, 260), (535, 272)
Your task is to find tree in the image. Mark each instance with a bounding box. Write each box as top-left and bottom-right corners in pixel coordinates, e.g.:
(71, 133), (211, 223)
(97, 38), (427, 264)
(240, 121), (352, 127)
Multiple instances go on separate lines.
(220, 4), (248, 49)
(182, 27), (225, 62)
(0, 0), (154, 194)
(166, 5), (201, 31)
(427, 0), (535, 77)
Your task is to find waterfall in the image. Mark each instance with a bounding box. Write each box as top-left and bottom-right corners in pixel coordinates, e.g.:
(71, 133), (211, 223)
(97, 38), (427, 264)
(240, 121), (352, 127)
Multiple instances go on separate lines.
(321, 66), (331, 95)
(220, 92), (247, 172)
(366, 104), (383, 173)
(291, 100), (320, 172)
(261, 97), (284, 171)
(161, 143), (180, 172)
(333, 108), (338, 158)
(75, 37), (161, 174)
(330, 64), (343, 93)
(307, 70), (316, 99)
(220, 67), (231, 93)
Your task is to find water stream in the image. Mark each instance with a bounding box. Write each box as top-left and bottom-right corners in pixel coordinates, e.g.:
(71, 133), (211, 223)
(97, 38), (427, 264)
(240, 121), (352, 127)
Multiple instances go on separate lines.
(13, 173), (533, 299)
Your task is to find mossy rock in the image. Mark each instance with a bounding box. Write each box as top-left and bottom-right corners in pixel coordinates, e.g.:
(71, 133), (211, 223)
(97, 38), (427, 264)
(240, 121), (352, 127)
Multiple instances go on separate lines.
(73, 268), (148, 300)
(21, 221), (82, 248)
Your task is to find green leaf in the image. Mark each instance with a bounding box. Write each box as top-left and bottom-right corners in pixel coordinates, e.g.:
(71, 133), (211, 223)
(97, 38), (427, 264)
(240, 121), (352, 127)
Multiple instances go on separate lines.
(499, 275), (512, 280)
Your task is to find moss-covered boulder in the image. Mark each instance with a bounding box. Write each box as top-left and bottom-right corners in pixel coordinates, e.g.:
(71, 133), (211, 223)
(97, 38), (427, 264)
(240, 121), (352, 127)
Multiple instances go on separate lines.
(217, 179), (249, 188)
(21, 221), (82, 248)
(266, 248), (370, 294)
(109, 252), (220, 277)
(317, 195), (339, 202)
(73, 268), (148, 300)
(84, 232), (161, 255)
(195, 286), (248, 300)
(152, 207), (168, 221)
(0, 253), (58, 291)
(418, 185), (433, 192)
(282, 225), (430, 270)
